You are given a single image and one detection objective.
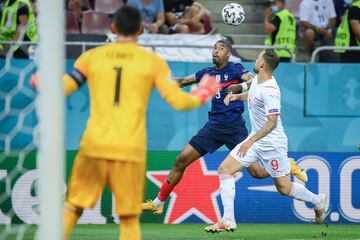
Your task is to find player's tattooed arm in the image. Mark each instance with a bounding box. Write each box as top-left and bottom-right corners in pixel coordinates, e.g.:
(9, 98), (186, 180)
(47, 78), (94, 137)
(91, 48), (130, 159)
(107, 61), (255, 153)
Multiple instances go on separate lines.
(242, 72), (254, 82)
(226, 72), (254, 94)
(174, 74), (198, 88)
(250, 115), (278, 142)
(237, 114), (278, 157)
(224, 92), (248, 106)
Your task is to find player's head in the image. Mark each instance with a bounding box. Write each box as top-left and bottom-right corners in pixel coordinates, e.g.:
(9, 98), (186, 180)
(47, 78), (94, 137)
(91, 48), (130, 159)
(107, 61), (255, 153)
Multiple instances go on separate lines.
(269, 0), (285, 12)
(254, 49), (280, 74)
(112, 6), (143, 37)
(212, 40), (232, 66)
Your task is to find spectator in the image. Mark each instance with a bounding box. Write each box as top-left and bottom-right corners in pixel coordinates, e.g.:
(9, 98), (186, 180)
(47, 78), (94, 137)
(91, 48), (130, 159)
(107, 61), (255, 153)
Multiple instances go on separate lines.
(0, 0), (38, 58)
(264, 0), (296, 62)
(163, 0), (209, 34)
(66, 0), (81, 18)
(66, 0), (89, 29)
(335, 0), (360, 62)
(127, 0), (165, 33)
(299, 0), (337, 57)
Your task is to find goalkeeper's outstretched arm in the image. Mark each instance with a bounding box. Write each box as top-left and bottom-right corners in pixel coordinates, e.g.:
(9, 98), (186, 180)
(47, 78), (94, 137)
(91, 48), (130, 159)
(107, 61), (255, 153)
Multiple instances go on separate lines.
(154, 58), (217, 111)
(29, 73), (80, 96)
(30, 49), (90, 95)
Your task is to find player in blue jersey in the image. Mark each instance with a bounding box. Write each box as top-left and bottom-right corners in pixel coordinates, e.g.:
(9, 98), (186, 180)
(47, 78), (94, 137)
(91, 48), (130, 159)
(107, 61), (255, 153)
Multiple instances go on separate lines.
(142, 40), (307, 215)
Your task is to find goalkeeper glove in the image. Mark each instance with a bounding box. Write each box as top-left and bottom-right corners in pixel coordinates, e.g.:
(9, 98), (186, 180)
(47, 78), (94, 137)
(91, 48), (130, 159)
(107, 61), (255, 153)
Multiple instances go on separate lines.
(190, 74), (218, 104)
(29, 73), (39, 88)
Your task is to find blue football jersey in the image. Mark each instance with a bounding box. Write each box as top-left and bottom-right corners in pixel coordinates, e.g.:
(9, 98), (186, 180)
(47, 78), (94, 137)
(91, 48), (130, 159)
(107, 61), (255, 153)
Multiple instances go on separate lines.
(195, 62), (248, 125)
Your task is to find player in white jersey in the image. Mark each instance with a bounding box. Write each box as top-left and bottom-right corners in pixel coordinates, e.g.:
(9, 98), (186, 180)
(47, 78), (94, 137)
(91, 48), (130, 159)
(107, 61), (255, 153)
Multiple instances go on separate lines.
(205, 50), (328, 233)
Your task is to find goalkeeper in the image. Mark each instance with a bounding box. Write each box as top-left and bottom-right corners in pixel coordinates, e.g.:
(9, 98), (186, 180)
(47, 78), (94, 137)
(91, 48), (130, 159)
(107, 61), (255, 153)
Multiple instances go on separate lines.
(32, 6), (217, 240)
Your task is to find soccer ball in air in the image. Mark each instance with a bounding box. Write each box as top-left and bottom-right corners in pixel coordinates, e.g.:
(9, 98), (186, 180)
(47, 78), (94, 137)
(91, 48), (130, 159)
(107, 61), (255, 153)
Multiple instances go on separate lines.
(222, 3), (245, 26)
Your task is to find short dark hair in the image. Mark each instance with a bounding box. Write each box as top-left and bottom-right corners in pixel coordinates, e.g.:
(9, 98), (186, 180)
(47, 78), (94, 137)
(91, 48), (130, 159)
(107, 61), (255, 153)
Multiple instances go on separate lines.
(114, 6), (142, 36)
(263, 49), (280, 71)
(216, 40), (232, 51)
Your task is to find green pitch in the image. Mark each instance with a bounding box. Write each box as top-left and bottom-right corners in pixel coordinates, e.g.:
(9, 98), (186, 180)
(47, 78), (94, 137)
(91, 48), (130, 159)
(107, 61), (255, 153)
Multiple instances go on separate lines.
(1, 223), (360, 239)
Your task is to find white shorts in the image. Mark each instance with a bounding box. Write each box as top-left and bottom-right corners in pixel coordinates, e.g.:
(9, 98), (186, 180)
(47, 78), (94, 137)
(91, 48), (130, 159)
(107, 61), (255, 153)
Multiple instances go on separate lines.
(229, 140), (290, 178)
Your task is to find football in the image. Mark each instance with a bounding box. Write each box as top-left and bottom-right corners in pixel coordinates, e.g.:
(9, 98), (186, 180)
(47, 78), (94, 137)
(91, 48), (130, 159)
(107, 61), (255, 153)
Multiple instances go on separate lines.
(222, 3), (246, 26)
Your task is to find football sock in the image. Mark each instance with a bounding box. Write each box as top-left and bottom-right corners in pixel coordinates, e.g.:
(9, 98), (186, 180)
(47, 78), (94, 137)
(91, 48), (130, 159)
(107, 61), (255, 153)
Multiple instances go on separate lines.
(119, 216), (140, 240)
(219, 174), (236, 223)
(154, 198), (163, 208)
(63, 206), (81, 240)
(289, 183), (322, 205)
(155, 180), (174, 206)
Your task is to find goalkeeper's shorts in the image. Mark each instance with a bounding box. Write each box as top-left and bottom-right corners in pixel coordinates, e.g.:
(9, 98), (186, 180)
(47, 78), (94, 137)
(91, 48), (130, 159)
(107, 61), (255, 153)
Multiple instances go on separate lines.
(65, 151), (146, 216)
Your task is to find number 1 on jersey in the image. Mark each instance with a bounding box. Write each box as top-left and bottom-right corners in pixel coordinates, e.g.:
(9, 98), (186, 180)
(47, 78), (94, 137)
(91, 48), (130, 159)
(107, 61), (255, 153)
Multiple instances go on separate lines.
(114, 67), (122, 106)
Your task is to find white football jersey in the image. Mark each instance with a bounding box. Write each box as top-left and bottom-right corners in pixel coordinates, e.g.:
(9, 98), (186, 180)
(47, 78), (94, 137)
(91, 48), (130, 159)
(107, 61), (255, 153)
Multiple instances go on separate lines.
(299, 0), (336, 28)
(247, 76), (287, 150)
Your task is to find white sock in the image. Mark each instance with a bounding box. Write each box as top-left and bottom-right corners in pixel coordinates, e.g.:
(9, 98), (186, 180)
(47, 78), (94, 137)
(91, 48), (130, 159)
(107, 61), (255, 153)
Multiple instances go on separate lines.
(289, 183), (321, 206)
(153, 198), (164, 207)
(219, 174), (235, 223)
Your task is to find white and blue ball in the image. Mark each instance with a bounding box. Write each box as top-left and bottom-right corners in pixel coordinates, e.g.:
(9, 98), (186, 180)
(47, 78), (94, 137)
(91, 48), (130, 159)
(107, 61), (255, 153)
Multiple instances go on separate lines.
(222, 3), (245, 26)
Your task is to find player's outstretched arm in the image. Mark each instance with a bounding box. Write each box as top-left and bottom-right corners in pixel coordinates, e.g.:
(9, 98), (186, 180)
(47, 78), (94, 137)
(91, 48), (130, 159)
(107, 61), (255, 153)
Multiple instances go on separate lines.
(241, 72), (254, 83)
(226, 72), (254, 93)
(154, 58), (217, 110)
(224, 92), (248, 106)
(30, 50), (91, 95)
(29, 73), (79, 96)
(174, 74), (198, 88)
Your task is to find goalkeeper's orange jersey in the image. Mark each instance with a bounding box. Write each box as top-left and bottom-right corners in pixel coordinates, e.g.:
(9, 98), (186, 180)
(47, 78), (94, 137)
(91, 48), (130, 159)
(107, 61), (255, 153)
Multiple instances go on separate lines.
(65, 42), (201, 162)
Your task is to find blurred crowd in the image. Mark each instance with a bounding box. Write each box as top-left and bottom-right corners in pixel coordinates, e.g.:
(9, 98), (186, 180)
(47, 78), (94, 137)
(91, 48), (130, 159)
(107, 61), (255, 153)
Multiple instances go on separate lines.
(264, 0), (360, 62)
(65, 0), (212, 34)
(0, 0), (359, 62)
(0, 0), (213, 58)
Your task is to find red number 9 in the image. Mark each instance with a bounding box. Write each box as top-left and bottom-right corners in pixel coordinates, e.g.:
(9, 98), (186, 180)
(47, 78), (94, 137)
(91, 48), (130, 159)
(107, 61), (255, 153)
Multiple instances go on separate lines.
(271, 159), (279, 170)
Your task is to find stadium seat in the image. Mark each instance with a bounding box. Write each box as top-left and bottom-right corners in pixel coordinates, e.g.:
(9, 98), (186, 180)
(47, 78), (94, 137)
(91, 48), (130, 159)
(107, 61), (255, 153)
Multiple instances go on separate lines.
(66, 11), (80, 34)
(81, 0), (93, 9)
(81, 11), (110, 35)
(94, 0), (123, 14)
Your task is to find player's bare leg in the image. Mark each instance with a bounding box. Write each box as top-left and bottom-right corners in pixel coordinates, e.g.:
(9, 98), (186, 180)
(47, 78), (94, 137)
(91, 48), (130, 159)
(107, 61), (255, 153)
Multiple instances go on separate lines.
(119, 215), (140, 240)
(247, 158), (308, 182)
(165, 144), (202, 185)
(246, 162), (269, 178)
(142, 144), (202, 214)
(205, 154), (243, 233)
(303, 29), (316, 58)
(63, 202), (83, 240)
(273, 175), (328, 224)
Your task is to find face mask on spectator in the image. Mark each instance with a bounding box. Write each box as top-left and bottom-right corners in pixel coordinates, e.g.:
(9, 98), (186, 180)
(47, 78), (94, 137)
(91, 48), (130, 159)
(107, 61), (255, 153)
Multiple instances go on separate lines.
(344, 0), (353, 5)
(271, 6), (280, 13)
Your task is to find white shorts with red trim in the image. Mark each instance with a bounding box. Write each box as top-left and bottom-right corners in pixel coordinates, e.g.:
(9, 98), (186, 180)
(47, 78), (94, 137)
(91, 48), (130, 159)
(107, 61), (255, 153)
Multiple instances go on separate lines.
(230, 139), (290, 178)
